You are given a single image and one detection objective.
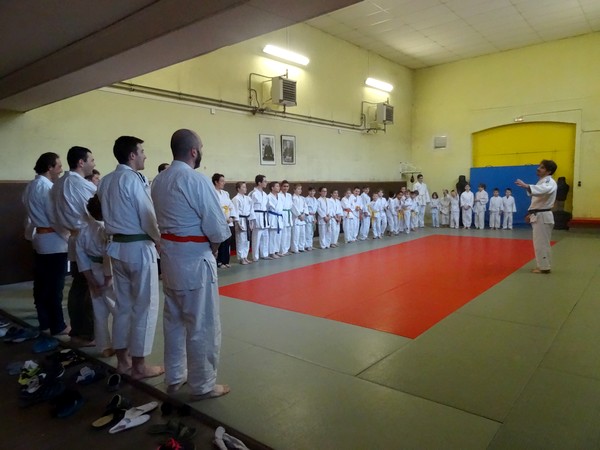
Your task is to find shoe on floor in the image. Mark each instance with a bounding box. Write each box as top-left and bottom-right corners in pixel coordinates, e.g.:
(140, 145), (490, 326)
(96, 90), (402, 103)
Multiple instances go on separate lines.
(32, 337), (59, 354)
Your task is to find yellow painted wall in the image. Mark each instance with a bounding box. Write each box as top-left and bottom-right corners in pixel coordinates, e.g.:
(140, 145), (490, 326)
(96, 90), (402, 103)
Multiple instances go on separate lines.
(0, 23), (413, 183)
(413, 32), (600, 218)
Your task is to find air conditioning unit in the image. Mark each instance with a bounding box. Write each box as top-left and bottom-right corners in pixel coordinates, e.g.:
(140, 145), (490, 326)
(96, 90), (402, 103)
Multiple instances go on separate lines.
(271, 77), (297, 106)
(376, 103), (394, 124)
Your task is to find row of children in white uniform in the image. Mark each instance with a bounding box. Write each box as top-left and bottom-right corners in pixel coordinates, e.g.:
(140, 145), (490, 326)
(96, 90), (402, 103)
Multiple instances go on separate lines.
(430, 185), (517, 230)
(217, 179), (429, 263)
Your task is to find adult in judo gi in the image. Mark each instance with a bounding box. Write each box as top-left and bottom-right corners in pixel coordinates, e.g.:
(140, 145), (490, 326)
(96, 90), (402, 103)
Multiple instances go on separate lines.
(151, 129), (231, 400)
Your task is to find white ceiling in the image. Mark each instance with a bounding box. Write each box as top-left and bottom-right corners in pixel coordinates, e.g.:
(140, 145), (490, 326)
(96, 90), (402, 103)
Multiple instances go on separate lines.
(307, 0), (600, 68)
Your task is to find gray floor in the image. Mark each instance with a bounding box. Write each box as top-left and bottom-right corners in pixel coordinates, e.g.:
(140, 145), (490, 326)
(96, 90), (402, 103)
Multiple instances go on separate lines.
(2, 227), (600, 449)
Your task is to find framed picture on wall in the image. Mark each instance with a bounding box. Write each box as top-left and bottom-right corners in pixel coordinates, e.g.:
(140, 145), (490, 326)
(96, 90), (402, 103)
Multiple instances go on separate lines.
(281, 135), (296, 165)
(259, 134), (276, 165)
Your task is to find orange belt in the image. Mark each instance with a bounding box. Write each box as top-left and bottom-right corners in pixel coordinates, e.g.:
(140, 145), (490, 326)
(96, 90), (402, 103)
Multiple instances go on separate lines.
(161, 233), (208, 243)
(36, 227), (55, 234)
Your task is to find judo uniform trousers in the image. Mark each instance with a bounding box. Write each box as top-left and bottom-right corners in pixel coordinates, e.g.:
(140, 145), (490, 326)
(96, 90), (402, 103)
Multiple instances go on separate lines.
(232, 193), (253, 261)
(413, 181), (430, 227)
(489, 196), (503, 229)
(267, 193), (283, 255)
(502, 196), (516, 229)
(450, 196), (460, 228)
(359, 192), (371, 240)
(474, 190), (489, 229)
(527, 176), (557, 271)
(291, 194), (307, 253)
(305, 196), (317, 249)
(341, 196), (356, 243)
(279, 192), (293, 254)
(430, 198), (440, 228)
(317, 197), (332, 249)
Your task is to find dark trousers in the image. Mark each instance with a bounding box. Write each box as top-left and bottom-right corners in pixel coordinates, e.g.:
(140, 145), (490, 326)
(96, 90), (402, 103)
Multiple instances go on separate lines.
(67, 261), (94, 341)
(33, 251), (68, 334)
(216, 228), (233, 266)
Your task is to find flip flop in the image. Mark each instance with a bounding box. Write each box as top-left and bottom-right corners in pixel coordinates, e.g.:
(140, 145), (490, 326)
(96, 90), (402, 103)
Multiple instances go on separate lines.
(106, 373), (121, 392)
(108, 413), (151, 434)
(91, 394), (132, 429)
(122, 401), (159, 420)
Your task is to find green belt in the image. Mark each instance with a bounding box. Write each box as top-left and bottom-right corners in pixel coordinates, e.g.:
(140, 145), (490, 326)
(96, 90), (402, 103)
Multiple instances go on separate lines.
(88, 255), (103, 264)
(112, 233), (152, 243)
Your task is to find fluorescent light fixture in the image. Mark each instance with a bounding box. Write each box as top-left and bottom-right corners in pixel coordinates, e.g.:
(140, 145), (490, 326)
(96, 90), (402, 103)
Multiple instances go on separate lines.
(263, 45), (309, 66)
(365, 77), (393, 92)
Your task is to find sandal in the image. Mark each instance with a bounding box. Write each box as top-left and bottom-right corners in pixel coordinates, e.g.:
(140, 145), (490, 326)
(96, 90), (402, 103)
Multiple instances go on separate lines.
(91, 394), (132, 429)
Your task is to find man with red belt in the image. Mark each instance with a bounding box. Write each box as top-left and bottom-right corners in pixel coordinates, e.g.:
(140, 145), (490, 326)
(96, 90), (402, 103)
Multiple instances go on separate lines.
(24, 152), (69, 336)
(151, 129), (231, 400)
(98, 136), (163, 379)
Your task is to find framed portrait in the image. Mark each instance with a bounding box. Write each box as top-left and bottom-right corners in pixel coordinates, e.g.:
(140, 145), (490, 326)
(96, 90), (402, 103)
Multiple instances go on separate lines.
(281, 135), (296, 165)
(259, 134), (276, 165)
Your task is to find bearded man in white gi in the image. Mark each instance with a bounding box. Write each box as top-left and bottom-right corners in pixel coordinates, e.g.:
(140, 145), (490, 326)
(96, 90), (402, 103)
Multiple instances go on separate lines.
(51, 146), (97, 347)
(413, 174), (431, 228)
(98, 136), (163, 380)
(151, 129), (231, 400)
(515, 160), (558, 274)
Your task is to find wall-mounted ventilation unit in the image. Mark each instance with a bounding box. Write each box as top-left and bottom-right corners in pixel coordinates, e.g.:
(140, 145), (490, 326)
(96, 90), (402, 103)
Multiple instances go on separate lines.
(271, 77), (297, 106)
(433, 136), (447, 149)
(376, 103), (394, 124)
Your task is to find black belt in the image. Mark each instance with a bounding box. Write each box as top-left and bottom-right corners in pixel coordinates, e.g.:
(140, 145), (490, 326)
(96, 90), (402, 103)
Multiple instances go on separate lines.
(528, 209), (551, 213)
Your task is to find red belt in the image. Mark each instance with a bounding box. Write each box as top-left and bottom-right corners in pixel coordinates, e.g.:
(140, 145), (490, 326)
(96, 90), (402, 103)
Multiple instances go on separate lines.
(161, 233), (208, 243)
(36, 227), (55, 234)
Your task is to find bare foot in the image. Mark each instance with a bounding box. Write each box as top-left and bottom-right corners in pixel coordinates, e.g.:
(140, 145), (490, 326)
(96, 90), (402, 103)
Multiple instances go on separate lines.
(101, 348), (116, 358)
(190, 384), (230, 401)
(70, 336), (95, 348)
(131, 365), (165, 380)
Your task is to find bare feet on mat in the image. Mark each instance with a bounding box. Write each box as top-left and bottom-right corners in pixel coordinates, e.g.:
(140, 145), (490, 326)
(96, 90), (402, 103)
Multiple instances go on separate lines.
(131, 365), (165, 380)
(190, 384), (230, 401)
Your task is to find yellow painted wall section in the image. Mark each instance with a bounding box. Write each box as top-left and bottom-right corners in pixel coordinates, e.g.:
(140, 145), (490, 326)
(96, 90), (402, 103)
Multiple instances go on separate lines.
(413, 32), (600, 218)
(0, 23), (413, 184)
(473, 122), (575, 211)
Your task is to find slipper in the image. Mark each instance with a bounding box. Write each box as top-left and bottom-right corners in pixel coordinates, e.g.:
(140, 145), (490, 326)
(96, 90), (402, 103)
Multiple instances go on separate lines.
(10, 328), (40, 343)
(190, 384), (230, 401)
(91, 394), (132, 429)
(147, 419), (197, 439)
(18, 360), (41, 385)
(47, 349), (86, 369)
(32, 337), (59, 354)
(19, 380), (65, 408)
(214, 426), (249, 450)
(108, 413), (151, 434)
(2, 326), (20, 341)
(122, 401), (159, 420)
(106, 373), (121, 392)
(75, 365), (106, 385)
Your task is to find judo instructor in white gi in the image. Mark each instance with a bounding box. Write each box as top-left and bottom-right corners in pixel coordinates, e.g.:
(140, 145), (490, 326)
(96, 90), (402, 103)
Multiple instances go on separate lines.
(151, 129), (231, 400)
(515, 159), (558, 274)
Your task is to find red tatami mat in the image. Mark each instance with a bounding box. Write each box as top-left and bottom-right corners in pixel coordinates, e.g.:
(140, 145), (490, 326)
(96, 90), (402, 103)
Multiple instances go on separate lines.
(219, 235), (535, 338)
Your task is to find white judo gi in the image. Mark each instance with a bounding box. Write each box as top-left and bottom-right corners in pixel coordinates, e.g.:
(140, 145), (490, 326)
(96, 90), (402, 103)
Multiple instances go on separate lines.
(232, 193), (254, 261)
(250, 188), (269, 260)
(341, 195), (356, 243)
(525, 175), (557, 271)
(267, 192), (283, 255)
(290, 194), (307, 253)
(474, 189), (489, 229)
(440, 194), (450, 226)
(75, 217), (116, 352)
(489, 196), (503, 229)
(98, 164), (160, 358)
(317, 196), (332, 249)
(359, 192), (371, 240)
(502, 195), (516, 229)
(305, 195), (317, 249)
(279, 192), (293, 255)
(151, 160), (230, 396)
(430, 198), (441, 228)
(413, 180), (430, 227)
(450, 195), (460, 228)
(460, 190), (474, 228)
(330, 197), (342, 246)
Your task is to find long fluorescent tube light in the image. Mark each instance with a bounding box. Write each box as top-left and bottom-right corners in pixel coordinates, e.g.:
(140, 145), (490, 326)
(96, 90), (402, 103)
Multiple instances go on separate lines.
(263, 45), (309, 66)
(365, 77), (393, 92)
